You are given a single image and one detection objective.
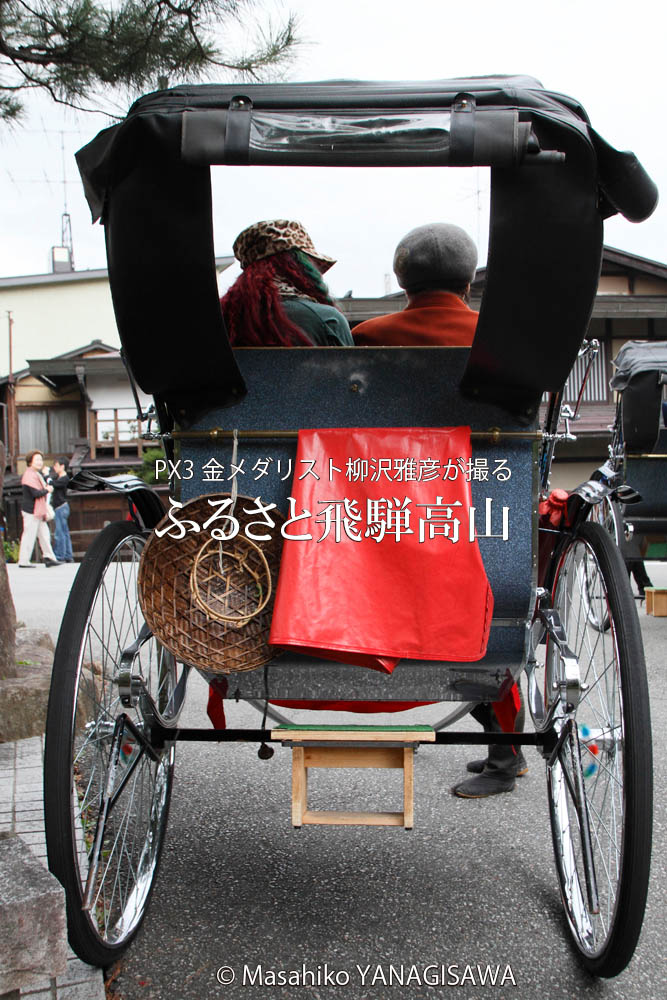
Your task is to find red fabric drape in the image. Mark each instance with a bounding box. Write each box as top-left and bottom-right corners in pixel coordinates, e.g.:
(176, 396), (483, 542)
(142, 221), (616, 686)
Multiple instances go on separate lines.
(206, 677), (228, 729)
(491, 684), (521, 733)
(269, 427), (493, 667)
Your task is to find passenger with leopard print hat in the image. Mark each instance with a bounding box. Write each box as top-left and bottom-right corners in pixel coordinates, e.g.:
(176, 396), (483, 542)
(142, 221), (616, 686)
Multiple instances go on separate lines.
(221, 219), (353, 347)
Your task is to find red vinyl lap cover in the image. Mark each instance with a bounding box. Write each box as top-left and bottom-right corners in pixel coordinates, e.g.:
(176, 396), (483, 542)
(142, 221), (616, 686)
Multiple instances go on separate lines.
(269, 427), (493, 670)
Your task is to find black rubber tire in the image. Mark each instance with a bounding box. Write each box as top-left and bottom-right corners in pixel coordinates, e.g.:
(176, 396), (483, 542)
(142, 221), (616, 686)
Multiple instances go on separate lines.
(44, 522), (176, 968)
(545, 522), (652, 977)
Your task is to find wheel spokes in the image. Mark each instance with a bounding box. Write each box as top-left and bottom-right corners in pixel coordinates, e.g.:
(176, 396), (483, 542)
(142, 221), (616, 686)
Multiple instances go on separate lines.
(69, 532), (179, 946)
(548, 535), (625, 957)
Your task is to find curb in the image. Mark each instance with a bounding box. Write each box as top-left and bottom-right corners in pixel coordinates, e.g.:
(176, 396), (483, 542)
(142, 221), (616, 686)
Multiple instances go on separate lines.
(0, 737), (106, 1000)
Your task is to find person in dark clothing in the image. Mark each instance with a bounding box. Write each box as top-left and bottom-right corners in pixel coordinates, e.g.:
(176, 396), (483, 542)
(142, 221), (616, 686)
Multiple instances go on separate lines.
(626, 558), (653, 598)
(18, 449), (60, 566)
(49, 457), (73, 562)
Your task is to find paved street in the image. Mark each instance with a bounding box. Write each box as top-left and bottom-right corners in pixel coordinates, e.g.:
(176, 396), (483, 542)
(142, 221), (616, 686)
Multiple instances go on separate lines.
(6, 562), (667, 1000)
(8, 562), (80, 636)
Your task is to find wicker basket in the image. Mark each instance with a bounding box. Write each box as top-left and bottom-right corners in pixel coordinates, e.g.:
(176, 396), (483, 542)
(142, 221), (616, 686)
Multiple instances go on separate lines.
(138, 494), (285, 674)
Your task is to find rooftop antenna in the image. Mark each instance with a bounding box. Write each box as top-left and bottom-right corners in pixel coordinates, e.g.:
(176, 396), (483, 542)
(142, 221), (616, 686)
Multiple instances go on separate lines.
(51, 132), (75, 272)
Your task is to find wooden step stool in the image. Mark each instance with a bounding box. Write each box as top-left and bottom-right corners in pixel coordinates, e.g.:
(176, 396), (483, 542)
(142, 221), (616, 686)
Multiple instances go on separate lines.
(271, 725), (436, 829)
(645, 588), (667, 616)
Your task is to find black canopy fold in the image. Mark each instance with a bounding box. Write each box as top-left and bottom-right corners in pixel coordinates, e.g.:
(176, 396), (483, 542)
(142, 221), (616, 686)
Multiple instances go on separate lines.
(76, 75), (658, 425)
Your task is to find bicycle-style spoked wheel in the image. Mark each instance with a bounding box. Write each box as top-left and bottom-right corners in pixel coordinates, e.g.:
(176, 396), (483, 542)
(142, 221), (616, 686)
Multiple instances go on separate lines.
(587, 495), (623, 546)
(585, 498), (624, 630)
(545, 522), (652, 977)
(44, 521), (187, 967)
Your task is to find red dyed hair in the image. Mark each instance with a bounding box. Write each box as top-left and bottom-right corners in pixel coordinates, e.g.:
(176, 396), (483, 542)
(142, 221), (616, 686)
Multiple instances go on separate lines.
(220, 251), (335, 346)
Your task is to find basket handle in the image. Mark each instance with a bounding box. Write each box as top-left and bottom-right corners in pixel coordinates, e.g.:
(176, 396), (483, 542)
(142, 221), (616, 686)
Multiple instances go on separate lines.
(190, 534), (273, 625)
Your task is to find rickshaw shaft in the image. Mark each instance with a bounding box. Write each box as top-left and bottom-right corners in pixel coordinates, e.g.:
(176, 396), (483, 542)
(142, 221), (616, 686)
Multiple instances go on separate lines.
(155, 727), (549, 746)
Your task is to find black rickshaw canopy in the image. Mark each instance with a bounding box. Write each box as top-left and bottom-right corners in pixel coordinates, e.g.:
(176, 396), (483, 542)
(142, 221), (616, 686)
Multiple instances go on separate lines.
(76, 74), (658, 426)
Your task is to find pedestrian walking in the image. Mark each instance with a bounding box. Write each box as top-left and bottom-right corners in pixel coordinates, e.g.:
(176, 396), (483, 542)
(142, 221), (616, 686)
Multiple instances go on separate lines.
(49, 457), (74, 562)
(18, 450), (61, 567)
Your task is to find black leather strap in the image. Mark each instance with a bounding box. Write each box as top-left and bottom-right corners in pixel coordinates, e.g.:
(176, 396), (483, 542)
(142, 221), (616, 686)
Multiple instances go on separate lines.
(224, 96), (252, 164)
(449, 93), (476, 165)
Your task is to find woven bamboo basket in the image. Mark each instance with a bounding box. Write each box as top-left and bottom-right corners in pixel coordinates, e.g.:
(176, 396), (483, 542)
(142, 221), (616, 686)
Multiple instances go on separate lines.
(138, 494), (285, 674)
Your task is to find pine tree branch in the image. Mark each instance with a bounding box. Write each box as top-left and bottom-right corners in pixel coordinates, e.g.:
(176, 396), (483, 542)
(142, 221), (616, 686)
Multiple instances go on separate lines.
(0, 0), (301, 121)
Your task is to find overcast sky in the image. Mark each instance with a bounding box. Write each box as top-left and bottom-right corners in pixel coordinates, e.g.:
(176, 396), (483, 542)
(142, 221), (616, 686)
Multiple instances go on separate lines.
(1, 1), (665, 309)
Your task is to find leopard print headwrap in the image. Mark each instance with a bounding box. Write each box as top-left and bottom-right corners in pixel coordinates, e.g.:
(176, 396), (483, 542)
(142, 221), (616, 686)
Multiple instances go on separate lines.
(233, 219), (335, 272)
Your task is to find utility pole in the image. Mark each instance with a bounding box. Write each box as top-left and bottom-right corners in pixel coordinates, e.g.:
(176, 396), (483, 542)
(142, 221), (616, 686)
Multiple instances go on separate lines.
(6, 311), (16, 473)
(7, 310), (13, 381)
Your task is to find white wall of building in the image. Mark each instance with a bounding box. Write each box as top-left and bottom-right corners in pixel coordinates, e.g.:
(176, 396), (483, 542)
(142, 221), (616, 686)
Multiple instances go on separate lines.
(0, 275), (119, 374)
(85, 373), (151, 414)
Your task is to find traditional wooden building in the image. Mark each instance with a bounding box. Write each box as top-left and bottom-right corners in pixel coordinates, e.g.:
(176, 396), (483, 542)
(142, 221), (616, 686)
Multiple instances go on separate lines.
(0, 341), (165, 553)
(0, 255), (234, 474)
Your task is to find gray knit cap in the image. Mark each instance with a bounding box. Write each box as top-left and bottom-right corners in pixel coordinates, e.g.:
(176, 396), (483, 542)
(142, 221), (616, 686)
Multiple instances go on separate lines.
(393, 223), (478, 293)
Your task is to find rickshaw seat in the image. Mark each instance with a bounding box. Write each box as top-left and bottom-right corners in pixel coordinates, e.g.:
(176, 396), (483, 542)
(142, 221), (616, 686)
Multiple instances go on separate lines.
(624, 429), (667, 520)
(178, 345), (538, 703)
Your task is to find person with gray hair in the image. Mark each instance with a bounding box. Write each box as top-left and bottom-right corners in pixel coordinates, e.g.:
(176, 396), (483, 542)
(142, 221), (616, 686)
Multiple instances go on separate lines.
(353, 223), (479, 346)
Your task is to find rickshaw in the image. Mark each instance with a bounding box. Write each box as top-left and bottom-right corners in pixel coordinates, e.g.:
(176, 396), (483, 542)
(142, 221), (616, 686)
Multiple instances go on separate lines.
(587, 340), (667, 575)
(43, 75), (657, 979)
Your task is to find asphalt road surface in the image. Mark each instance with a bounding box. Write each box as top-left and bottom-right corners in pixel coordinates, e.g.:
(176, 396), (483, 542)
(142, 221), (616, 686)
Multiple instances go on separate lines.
(7, 563), (667, 1000)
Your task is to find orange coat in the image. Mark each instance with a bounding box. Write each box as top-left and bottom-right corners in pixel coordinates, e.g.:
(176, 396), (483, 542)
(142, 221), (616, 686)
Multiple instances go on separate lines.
(353, 290), (477, 346)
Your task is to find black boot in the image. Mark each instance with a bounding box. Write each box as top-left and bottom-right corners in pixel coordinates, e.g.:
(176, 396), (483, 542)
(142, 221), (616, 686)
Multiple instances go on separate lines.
(453, 699), (525, 798)
(465, 699), (528, 777)
(466, 748), (528, 776)
(453, 742), (518, 797)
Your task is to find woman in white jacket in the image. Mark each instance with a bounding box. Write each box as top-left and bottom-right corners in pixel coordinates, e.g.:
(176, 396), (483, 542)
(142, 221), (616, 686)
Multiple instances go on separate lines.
(18, 450), (60, 567)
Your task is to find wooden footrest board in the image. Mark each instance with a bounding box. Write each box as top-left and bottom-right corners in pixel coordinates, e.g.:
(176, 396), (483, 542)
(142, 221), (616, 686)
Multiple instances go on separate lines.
(272, 724), (435, 743)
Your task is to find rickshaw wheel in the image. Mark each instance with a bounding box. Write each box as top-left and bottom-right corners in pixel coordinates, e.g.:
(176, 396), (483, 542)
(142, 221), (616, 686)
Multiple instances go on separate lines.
(544, 522), (652, 977)
(584, 498), (624, 631)
(44, 521), (185, 967)
(587, 496), (623, 546)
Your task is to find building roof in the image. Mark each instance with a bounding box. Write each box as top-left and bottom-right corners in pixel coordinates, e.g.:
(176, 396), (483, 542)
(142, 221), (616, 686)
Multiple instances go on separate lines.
(27, 351), (128, 385)
(0, 255), (235, 289)
(0, 339), (119, 386)
(471, 244), (667, 290)
(469, 245), (667, 320)
(44, 339), (118, 360)
(598, 246), (667, 280)
(0, 267), (110, 290)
